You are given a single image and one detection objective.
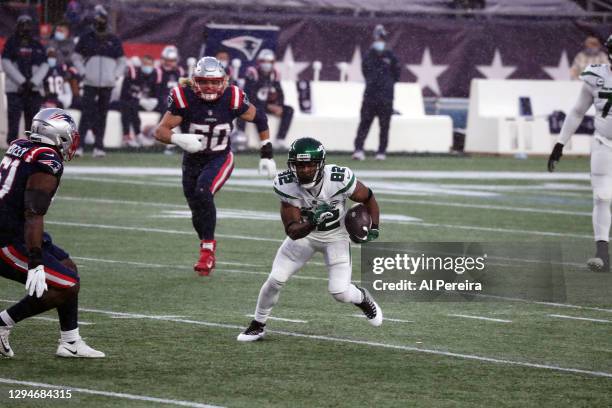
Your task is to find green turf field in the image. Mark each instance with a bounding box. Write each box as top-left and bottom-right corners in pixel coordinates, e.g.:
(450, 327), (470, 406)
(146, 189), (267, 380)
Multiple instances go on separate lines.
(1, 152), (610, 408)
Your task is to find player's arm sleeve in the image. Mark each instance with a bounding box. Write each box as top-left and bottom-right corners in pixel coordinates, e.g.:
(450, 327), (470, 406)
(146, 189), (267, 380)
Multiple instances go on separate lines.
(273, 177), (301, 207)
(333, 167), (357, 199)
(33, 151), (64, 176)
(557, 82), (594, 145)
(166, 86), (187, 118)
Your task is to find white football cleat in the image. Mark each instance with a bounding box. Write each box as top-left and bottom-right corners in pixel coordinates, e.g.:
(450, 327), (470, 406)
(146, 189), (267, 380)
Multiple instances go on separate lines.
(352, 150), (365, 161)
(375, 153), (386, 161)
(356, 287), (383, 327)
(92, 148), (106, 158)
(56, 339), (105, 358)
(237, 320), (266, 342)
(0, 326), (14, 358)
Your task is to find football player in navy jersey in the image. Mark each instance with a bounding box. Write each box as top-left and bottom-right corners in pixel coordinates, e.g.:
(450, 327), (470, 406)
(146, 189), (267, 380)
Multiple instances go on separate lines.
(155, 56), (277, 276)
(0, 108), (104, 358)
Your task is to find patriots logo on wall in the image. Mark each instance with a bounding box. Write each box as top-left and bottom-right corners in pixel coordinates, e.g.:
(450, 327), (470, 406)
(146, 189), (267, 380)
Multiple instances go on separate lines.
(221, 36), (263, 61)
(205, 24), (279, 78)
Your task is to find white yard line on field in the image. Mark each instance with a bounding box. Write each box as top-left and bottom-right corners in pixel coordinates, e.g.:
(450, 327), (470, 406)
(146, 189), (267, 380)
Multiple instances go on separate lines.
(45, 221), (284, 243)
(72, 256), (328, 281)
(72, 256), (261, 269)
(350, 314), (413, 323)
(548, 314), (612, 324)
(46, 217), (592, 242)
(0, 299), (610, 379)
(65, 167), (591, 181)
(246, 314), (308, 323)
(31, 316), (93, 325)
(447, 314), (512, 323)
(0, 378), (222, 408)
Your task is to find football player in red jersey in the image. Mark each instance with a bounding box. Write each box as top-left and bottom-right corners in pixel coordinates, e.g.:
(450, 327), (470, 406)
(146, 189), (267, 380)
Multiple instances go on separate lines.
(155, 56), (276, 276)
(0, 108), (104, 358)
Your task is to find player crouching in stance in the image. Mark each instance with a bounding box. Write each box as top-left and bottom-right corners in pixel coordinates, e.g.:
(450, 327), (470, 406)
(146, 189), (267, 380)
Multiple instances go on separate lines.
(548, 35), (612, 273)
(155, 57), (276, 276)
(0, 108), (104, 358)
(238, 137), (382, 341)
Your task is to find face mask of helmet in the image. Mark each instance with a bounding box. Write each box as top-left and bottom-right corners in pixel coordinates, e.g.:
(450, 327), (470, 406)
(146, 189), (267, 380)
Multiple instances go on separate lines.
(372, 41), (385, 52)
(194, 78), (225, 101)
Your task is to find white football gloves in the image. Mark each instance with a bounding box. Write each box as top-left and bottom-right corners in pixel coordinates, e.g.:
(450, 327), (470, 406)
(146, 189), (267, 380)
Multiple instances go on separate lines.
(259, 158), (277, 178)
(25, 265), (48, 298)
(139, 97), (159, 112)
(170, 133), (205, 153)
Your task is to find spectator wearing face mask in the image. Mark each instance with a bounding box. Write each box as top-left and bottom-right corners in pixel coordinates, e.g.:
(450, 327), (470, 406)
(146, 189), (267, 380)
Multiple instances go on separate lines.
(41, 47), (73, 109)
(119, 55), (161, 147)
(47, 21), (80, 108)
(1, 15), (48, 145)
(71, 4), (126, 157)
(352, 25), (400, 161)
(570, 36), (609, 80)
(239, 48), (294, 150)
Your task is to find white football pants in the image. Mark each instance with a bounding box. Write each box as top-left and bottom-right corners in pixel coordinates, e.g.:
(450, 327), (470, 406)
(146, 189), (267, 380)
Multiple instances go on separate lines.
(254, 237), (363, 323)
(591, 137), (612, 242)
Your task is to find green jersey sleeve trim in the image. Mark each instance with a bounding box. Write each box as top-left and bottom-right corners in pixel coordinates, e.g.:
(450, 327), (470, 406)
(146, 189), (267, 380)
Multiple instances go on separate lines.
(274, 186), (299, 200)
(332, 174), (356, 197)
(580, 71), (603, 79)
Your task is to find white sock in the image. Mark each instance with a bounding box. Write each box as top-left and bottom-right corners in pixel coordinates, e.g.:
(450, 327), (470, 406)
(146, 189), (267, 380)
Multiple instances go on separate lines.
(0, 310), (15, 328)
(254, 277), (285, 324)
(60, 328), (81, 343)
(593, 198), (612, 241)
(350, 285), (365, 304)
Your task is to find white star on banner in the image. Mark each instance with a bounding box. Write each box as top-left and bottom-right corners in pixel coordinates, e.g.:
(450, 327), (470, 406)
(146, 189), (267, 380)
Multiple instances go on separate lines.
(336, 46), (364, 82)
(542, 51), (571, 81)
(275, 45), (310, 81)
(476, 49), (516, 79)
(405, 47), (448, 95)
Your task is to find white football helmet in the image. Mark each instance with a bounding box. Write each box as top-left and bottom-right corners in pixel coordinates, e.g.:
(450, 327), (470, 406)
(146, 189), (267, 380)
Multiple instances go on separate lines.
(26, 108), (80, 161)
(192, 57), (227, 101)
(161, 45), (179, 61)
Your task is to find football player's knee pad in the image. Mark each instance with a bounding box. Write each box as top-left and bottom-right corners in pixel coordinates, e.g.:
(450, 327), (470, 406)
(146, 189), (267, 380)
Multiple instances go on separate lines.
(593, 187), (612, 202)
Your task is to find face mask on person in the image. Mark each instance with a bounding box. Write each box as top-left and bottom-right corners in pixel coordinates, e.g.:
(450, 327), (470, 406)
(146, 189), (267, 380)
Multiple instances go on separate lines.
(94, 19), (107, 33)
(372, 41), (385, 52)
(141, 65), (154, 75)
(259, 62), (273, 73)
(218, 59), (229, 69)
(47, 57), (57, 68)
(54, 31), (66, 41)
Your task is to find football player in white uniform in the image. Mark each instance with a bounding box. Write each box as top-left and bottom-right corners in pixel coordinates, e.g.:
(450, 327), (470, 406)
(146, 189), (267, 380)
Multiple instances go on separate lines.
(548, 34), (612, 272)
(237, 137), (382, 341)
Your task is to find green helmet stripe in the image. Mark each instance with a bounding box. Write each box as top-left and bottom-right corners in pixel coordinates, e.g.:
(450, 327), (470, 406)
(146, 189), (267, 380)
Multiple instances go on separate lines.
(332, 174), (356, 197)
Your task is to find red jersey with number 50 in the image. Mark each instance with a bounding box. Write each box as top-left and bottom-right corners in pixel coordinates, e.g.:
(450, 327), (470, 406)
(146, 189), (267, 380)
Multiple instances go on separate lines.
(0, 139), (63, 245)
(167, 84), (250, 155)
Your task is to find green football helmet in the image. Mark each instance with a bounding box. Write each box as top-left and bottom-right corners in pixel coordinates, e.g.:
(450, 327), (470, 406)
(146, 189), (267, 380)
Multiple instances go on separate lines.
(287, 137), (326, 188)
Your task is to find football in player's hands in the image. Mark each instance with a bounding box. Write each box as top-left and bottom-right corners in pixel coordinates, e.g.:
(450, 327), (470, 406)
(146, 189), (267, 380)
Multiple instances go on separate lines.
(344, 203), (372, 243)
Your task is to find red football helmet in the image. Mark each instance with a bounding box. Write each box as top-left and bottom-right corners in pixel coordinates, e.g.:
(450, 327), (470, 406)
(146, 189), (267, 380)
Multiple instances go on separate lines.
(192, 57), (227, 101)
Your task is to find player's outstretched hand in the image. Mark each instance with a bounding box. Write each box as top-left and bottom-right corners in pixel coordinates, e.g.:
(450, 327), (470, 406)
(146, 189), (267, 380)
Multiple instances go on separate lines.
(547, 143), (564, 172)
(259, 158), (277, 178)
(170, 133), (205, 153)
(25, 265), (48, 298)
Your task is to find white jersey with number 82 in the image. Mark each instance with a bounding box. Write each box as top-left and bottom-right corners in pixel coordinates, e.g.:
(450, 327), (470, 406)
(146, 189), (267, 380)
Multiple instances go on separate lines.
(273, 164), (358, 243)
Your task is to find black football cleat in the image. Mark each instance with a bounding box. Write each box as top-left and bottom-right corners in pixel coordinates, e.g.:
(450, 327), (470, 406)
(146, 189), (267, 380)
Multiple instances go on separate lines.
(356, 287), (383, 327)
(587, 241), (610, 273)
(237, 320), (266, 342)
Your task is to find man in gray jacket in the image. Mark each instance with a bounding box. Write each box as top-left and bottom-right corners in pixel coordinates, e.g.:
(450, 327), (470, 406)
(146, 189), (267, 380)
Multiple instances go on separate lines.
(71, 5), (126, 157)
(1, 15), (48, 145)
